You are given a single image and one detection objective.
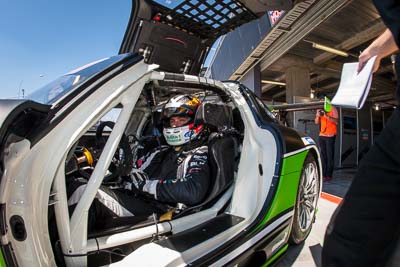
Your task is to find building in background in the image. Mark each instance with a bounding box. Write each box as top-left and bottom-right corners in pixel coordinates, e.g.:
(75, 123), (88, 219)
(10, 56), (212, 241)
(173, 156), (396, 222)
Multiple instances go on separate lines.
(207, 0), (397, 168)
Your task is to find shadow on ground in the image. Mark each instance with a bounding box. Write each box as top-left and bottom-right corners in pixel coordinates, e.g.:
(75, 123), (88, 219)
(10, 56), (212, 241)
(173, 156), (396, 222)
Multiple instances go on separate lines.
(273, 243), (304, 267)
(322, 168), (356, 197)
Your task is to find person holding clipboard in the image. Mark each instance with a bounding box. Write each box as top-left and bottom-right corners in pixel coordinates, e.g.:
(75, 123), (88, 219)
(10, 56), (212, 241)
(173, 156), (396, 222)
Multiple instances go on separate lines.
(322, 0), (400, 266)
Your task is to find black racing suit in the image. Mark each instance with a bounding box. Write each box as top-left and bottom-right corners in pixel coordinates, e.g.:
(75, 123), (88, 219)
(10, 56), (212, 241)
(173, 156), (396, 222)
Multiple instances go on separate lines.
(67, 143), (210, 229)
(136, 145), (210, 206)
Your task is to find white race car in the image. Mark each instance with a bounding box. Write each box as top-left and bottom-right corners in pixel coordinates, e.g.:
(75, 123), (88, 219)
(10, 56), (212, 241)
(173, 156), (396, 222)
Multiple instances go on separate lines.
(0, 0), (321, 266)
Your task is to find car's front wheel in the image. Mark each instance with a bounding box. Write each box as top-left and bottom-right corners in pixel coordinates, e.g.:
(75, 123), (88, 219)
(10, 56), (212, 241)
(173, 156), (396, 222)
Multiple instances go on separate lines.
(289, 153), (320, 244)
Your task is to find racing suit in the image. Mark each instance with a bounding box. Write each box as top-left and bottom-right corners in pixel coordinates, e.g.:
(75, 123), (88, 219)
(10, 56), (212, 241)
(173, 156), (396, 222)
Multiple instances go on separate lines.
(67, 142), (210, 229)
(135, 144), (210, 206)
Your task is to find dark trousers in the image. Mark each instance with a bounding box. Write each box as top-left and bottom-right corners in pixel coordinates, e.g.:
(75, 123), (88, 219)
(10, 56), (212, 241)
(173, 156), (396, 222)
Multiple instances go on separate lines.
(67, 180), (168, 231)
(322, 110), (400, 267)
(319, 135), (336, 177)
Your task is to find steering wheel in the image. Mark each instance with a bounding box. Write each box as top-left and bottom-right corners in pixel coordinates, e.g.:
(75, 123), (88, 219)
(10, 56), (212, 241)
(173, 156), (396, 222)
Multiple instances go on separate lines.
(95, 121), (133, 183)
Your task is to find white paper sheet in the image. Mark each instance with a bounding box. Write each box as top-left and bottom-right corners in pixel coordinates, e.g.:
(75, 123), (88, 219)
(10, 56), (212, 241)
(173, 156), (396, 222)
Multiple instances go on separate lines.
(331, 56), (377, 109)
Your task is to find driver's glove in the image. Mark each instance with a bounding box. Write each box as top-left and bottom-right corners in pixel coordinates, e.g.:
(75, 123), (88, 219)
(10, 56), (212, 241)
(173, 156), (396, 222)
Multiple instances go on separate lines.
(130, 170), (148, 191)
(126, 170), (158, 198)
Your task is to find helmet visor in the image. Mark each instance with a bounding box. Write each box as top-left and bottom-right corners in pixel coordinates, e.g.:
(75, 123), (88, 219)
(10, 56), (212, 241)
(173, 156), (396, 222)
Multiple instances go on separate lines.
(162, 106), (195, 119)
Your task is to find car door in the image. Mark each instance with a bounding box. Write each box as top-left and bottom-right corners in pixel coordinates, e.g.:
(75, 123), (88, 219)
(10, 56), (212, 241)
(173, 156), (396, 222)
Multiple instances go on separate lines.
(119, 0), (297, 75)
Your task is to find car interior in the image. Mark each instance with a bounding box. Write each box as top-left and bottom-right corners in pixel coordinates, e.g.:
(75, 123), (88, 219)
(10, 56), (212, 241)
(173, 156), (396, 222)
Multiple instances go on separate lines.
(49, 81), (245, 266)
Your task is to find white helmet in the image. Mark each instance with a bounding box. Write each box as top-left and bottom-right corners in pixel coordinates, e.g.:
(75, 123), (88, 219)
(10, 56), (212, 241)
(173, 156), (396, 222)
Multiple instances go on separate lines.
(162, 95), (203, 146)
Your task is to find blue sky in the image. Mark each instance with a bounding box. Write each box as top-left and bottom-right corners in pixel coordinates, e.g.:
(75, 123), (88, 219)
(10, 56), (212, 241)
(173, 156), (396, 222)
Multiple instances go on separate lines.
(0, 0), (131, 99)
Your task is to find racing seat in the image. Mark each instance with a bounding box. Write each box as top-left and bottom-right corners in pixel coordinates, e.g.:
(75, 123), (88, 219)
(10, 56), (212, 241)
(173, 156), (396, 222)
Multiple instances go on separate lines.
(206, 132), (238, 201)
(198, 103), (240, 199)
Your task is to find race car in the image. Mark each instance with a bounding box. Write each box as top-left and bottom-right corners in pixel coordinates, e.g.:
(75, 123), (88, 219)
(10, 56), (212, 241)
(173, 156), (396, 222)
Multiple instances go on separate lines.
(0, 0), (321, 266)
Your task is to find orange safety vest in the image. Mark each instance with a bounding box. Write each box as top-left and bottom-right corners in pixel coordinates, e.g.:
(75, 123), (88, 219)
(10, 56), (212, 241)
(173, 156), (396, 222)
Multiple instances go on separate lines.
(320, 108), (338, 136)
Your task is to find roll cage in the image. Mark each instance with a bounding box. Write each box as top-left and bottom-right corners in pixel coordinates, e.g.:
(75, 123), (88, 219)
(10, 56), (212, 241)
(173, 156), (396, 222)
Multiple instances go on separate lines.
(48, 70), (242, 266)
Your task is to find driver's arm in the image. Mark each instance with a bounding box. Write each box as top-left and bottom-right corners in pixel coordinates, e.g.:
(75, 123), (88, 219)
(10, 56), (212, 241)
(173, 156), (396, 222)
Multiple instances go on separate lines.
(156, 146), (210, 206)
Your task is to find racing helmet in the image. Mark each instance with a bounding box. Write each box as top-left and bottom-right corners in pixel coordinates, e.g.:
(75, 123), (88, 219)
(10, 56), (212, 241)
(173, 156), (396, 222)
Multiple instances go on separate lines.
(162, 95), (203, 146)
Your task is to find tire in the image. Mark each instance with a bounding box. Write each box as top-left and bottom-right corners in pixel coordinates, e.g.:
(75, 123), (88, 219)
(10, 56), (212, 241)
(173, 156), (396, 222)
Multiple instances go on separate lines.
(289, 153), (320, 244)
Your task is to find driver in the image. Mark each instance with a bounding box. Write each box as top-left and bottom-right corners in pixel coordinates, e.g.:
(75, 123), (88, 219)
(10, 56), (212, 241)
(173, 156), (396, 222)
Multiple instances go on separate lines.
(129, 94), (210, 205)
(67, 94), (210, 228)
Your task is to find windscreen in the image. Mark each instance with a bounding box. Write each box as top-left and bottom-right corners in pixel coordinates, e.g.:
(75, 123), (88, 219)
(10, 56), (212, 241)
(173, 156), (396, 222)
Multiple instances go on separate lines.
(28, 54), (130, 105)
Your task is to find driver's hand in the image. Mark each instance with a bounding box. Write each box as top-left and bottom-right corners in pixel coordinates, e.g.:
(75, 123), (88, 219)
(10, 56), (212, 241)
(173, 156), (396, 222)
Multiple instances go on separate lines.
(129, 170), (149, 191)
(125, 169), (158, 198)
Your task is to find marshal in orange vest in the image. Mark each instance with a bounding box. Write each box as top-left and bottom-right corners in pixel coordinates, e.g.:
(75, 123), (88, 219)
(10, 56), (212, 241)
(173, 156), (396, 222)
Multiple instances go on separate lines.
(319, 106), (338, 136)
